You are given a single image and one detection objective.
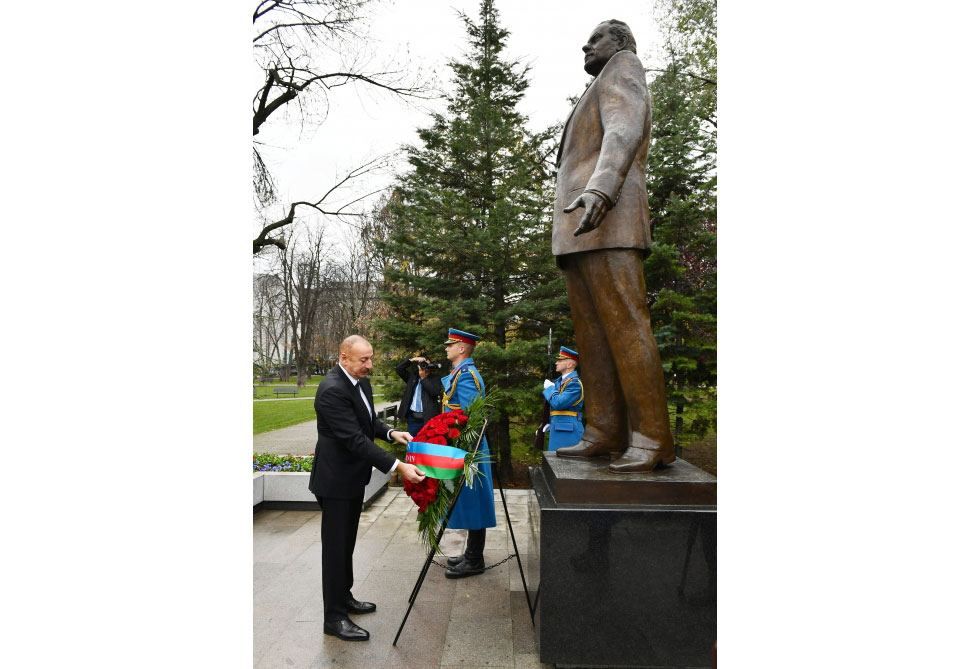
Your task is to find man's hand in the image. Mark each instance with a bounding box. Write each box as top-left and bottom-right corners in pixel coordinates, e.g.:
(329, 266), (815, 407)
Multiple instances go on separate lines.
(410, 356), (427, 364)
(397, 461), (426, 484)
(543, 378), (555, 390)
(564, 190), (610, 237)
(390, 430), (412, 446)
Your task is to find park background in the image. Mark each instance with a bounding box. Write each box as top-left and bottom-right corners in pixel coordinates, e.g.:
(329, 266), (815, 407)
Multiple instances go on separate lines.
(4, 1), (978, 667)
(251, 0), (717, 484)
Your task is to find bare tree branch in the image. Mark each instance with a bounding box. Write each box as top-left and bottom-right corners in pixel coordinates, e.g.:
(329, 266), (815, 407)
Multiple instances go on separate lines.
(253, 146), (277, 206)
(255, 19), (357, 44)
(646, 67), (716, 86)
(253, 67), (430, 135)
(253, 0), (283, 23)
(252, 1), (431, 249)
(253, 156), (390, 254)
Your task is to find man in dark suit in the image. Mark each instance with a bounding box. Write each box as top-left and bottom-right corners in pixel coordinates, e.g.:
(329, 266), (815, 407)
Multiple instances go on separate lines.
(552, 19), (675, 473)
(309, 334), (426, 641)
(395, 356), (443, 434)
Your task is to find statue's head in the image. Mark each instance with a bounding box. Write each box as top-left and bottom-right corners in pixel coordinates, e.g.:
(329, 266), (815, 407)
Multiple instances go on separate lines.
(582, 20), (637, 75)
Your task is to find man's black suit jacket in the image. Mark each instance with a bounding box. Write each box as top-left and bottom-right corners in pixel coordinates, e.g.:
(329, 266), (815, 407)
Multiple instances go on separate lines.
(308, 365), (397, 500)
(395, 358), (443, 422)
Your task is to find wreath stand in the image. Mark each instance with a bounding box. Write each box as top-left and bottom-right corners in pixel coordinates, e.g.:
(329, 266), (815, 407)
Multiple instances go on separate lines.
(393, 419), (535, 645)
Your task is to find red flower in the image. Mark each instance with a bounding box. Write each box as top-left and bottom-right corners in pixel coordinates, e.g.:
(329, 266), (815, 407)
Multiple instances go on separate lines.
(403, 476), (439, 512)
(412, 410), (468, 446)
(403, 407), (475, 511)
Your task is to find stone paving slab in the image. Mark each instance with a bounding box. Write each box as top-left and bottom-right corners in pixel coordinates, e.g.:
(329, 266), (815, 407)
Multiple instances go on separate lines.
(254, 487), (550, 668)
(253, 419), (317, 456)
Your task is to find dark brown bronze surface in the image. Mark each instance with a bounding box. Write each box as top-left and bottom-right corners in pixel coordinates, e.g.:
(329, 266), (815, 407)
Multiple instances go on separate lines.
(541, 452), (715, 507)
(552, 21), (676, 474)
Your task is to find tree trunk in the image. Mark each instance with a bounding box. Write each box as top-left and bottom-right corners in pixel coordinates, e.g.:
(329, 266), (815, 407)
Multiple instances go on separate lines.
(490, 410), (512, 485)
(296, 345), (309, 388)
(490, 281), (512, 483)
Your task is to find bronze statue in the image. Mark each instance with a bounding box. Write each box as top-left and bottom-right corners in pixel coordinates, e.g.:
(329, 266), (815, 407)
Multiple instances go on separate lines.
(552, 20), (675, 473)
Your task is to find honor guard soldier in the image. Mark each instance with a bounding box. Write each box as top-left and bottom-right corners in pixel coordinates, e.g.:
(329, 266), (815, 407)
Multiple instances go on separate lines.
(542, 346), (584, 451)
(441, 328), (496, 578)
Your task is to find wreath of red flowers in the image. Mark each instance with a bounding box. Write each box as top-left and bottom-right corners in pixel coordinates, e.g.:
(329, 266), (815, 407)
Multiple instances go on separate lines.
(413, 409), (468, 443)
(400, 403), (492, 552)
(402, 409), (469, 513)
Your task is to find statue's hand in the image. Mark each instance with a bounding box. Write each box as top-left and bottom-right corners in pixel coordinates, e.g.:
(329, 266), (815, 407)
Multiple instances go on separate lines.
(564, 191), (610, 236)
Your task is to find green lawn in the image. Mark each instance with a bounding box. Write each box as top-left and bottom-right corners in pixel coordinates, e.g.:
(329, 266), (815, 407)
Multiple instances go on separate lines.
(252, 371), (402, 434)
(253, 398), (316, 434)
(253, 376), (323, 399)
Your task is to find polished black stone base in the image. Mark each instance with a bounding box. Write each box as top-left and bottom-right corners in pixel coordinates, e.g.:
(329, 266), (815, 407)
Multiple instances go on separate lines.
(544, 452), (716, 506)
(531, 456), (716, 668)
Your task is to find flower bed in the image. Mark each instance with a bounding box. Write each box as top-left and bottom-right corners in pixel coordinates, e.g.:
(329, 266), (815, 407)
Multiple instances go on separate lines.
(253, 453), (313, 472)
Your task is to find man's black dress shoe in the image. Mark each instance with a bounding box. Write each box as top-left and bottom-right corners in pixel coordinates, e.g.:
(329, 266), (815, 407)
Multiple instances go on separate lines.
(345, 598), (377, 614)
(445, 557), (485, 579)
(323, 616), (369, 641)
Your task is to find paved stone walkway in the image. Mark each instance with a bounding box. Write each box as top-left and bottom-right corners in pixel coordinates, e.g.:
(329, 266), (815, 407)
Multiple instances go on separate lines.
(254, 487), (546, 668)
(253, 419), (318, 455)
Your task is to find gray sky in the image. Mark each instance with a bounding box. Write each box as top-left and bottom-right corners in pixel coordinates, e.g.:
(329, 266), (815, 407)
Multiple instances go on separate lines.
(254, 0), (662, 264)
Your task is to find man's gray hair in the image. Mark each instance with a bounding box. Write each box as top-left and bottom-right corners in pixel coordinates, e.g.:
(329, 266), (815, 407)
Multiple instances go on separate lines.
(604, 19), (637, 54)
(339, 334), (370, 355)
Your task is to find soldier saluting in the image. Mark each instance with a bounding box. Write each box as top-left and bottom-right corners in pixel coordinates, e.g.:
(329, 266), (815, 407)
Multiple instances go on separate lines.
(542, 346), (584, 451)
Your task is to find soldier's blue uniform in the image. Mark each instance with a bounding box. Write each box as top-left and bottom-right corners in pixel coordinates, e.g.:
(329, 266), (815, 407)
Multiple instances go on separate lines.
(543, 367), (584, 451)
(442, 344), (496, 531)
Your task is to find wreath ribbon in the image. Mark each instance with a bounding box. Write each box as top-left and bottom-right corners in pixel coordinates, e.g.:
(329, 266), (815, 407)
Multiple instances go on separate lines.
(406, 441), (468, 479)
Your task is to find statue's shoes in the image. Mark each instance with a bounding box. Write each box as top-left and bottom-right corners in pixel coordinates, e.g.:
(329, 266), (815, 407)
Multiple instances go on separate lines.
(555, 438), (614, 458)
(608, 446), (675, 473)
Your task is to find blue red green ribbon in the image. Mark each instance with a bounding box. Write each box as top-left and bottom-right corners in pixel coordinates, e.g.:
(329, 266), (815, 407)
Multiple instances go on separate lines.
(406, 442), (467, 479)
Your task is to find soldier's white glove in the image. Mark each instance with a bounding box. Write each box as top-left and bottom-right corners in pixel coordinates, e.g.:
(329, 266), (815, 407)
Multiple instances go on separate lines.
(543, 379), (554, 390)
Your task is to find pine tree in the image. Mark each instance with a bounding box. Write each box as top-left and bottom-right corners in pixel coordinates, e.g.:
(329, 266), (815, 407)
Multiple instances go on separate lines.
(646, 0), (717, 432)
(372, 0), (567, 477)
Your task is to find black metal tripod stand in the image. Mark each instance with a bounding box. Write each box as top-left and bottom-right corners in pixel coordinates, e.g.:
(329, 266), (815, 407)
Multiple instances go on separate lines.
(393, 420), (535, 645)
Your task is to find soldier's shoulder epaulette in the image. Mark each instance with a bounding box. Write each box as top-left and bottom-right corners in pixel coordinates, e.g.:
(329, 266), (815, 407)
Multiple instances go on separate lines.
(467, 367), (482, 392)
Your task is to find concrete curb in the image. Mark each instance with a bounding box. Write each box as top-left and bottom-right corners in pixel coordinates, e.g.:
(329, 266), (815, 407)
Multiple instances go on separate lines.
(252, 469), (389, 511)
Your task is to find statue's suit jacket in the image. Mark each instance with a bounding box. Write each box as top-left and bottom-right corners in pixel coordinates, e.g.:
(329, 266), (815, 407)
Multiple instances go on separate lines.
(552, 50), (652, 260)
(308, 365), (397, 500)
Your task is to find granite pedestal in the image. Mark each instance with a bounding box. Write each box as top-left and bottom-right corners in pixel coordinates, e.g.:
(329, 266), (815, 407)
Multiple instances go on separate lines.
(531, 453), (716, 668)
